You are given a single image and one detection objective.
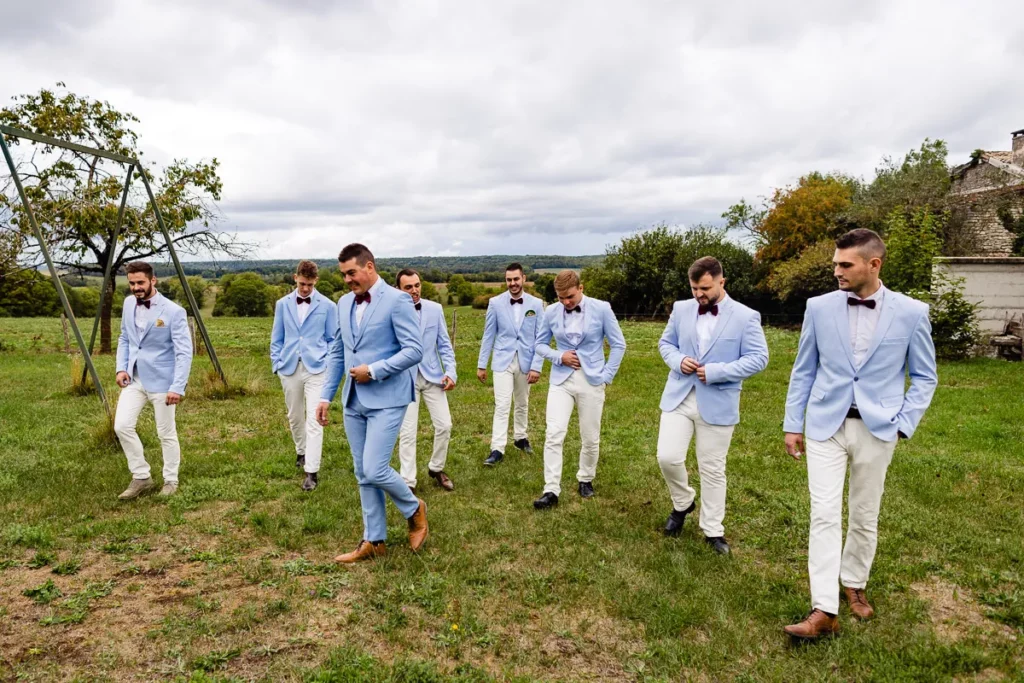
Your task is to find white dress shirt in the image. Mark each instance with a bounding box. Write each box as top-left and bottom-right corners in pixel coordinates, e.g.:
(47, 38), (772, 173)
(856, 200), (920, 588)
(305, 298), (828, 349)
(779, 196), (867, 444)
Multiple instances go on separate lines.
(695, 294), (727, 357)
(563, 297), (586, 347)
(296, 293), (310, 326)
(510, 292), (526, 328)
(355, 276), (386, 330)
(848, 283), (885, 369)
(134, 296), (153, 333)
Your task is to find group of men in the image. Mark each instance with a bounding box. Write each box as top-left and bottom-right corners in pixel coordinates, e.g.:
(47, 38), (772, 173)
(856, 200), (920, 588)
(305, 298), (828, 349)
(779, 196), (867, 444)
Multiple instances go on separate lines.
(109, 227), (937, 640)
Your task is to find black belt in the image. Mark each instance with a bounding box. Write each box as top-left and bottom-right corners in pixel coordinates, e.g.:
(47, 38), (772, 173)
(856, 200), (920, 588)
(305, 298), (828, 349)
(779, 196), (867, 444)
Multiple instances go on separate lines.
(847, 407), (862, 420)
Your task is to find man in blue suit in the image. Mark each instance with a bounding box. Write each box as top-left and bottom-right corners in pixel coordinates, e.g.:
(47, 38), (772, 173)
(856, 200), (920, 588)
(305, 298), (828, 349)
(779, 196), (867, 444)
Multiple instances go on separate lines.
(783, 229), (937, 639)
(656, 257), (769, 554)
(270, 260), (339, 491)
(532, 270), (626, 508)
(316, 244), (428, 563)
(476, 263), (545, 466)
(114, 261), (193, 500)
(395, 269), (458, 492)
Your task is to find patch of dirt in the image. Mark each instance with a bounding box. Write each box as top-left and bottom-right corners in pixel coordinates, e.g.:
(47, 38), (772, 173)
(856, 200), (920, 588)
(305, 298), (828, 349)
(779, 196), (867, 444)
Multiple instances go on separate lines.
(911, 576), (1018, 644)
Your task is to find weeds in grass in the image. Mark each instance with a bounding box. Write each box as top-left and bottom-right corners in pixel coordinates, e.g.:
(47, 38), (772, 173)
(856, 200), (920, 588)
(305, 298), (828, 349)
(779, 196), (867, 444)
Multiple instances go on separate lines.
(51, 559), (82, 576)
(40, 580), (116, 626)
(198, 367), (263, 400)
(27, 551), (56, 569)
(189, 647), (242, 673)
(89, 415), (119, 450)
(68, 355), (98, 396)
(4, 523), (55, 549)
(23, 579), (62, 604)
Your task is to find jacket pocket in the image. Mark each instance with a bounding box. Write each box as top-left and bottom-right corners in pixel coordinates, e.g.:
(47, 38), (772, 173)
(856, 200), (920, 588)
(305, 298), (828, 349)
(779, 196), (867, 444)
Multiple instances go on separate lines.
(880, 336), (908, 345)
(811, 387), (827, 401)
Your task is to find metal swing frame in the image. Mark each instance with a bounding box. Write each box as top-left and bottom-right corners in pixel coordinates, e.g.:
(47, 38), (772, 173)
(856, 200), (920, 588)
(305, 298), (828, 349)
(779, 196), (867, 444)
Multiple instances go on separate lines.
(0, 124), (226, 419)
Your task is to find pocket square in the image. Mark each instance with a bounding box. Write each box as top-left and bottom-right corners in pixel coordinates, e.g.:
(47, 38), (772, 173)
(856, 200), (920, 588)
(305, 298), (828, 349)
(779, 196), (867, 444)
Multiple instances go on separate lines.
(155, 318), (166, 328)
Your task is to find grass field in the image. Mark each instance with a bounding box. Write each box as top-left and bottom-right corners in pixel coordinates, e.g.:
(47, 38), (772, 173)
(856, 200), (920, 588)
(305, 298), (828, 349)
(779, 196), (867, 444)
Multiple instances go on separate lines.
(0, 310), (1022, 681)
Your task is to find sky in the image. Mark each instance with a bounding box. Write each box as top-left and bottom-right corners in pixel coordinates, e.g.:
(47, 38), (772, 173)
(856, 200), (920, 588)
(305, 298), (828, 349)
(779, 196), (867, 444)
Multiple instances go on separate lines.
(3, 0), (1024, 259)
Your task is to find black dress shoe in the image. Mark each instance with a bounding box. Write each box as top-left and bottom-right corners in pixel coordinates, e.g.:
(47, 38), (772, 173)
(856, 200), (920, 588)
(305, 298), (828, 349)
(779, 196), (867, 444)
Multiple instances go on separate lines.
(513, 438), (534, 455)
(484, 450), (503, 466)
(705, 536), (730, 555)
(578, 481), (595, 498)
(663, 502), (696, 537)
(296, 455), (305, 469)
(301, 472), (318, 491)
(533, 492), (559, 509)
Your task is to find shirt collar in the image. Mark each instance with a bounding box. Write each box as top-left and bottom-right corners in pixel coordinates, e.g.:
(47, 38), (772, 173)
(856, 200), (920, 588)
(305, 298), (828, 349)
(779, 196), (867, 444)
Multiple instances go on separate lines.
(563, 296), (586, 314)
(848, 282), (885, 303)
(295, 289), (312, 302)
(360, 276), (385, 300)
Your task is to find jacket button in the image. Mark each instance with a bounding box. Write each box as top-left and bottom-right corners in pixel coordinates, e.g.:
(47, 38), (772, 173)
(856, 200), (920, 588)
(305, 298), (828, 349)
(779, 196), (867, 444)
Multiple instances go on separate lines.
(854, 377), (859, 382)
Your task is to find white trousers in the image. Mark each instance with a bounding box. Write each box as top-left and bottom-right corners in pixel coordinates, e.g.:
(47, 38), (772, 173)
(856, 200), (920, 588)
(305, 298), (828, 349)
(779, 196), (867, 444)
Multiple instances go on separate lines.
(114, 378), (180, 482)
(656, 390), (736, 538)
(806, 418), (897, 614)
(542, 370), (606, 496)
(490, 352), (530, 453)
(279, 362), (326, 473)
(397, 372), (453, 487)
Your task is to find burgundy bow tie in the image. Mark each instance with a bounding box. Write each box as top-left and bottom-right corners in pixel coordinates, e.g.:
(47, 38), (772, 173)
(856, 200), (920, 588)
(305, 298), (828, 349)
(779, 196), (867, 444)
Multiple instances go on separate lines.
(510, 298), (523, 305)
(847, 297), (876, 310)
(698, 303), (718, 316)
(355, 292), (371, 305)
(567, 305), (582, 314)
(136, 299), (151, 309)
(414, 302), (422, 311)
(296, 296), (311, 305)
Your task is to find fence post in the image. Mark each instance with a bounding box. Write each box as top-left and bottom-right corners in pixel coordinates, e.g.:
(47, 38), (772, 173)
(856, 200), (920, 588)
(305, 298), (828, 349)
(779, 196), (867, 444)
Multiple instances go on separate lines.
(60, 313), (72, 353)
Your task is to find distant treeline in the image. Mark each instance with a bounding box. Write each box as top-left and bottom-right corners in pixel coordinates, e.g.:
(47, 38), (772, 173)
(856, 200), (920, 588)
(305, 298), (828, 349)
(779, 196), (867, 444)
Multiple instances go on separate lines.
(149, 255), (603, 282)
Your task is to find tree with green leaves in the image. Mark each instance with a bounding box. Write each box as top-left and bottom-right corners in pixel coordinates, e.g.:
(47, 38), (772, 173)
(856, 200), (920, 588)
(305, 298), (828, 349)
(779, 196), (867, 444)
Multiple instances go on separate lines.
(0, 84), (251, 351)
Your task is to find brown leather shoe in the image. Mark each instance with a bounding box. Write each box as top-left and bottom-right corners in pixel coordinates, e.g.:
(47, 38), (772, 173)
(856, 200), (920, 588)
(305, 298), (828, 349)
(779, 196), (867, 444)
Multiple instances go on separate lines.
(844, 587), (875, 620)
(407, 499), (428, 552)
(429, 470), (454, 491)
(783, 609), (840, 640)
(334, 540), (386, 564)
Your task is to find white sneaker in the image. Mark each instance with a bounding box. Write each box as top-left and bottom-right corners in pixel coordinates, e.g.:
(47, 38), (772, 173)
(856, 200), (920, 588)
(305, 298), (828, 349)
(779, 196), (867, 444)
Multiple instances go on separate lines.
(159, 482), (178, 497)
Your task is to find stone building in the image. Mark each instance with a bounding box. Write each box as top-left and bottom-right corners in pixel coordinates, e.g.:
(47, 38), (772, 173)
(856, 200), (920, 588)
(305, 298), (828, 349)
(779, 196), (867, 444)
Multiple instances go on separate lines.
(948, 129), (1024, 256)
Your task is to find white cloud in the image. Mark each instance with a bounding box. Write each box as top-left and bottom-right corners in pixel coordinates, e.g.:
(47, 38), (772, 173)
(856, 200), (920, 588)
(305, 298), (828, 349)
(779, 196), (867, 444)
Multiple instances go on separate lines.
(3, 0), (1023, 258)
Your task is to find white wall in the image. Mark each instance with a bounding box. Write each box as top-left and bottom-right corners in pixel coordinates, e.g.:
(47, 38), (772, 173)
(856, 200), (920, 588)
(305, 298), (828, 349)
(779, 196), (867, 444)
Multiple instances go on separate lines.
(934, 257), (1024, 334)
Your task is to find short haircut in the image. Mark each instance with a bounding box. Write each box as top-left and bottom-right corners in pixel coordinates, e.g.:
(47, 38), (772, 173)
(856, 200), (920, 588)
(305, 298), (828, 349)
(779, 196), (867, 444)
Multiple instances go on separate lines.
(295, 260), (319, 279)
(554, 269), (581, 293)
(688, 256), (723, 282)
(396, 268), (420, 287)
(338, 243), (375, 266)
(505, 262), (524, 276)
(125, 261), (154, 278)
(835, 228), (886, 261)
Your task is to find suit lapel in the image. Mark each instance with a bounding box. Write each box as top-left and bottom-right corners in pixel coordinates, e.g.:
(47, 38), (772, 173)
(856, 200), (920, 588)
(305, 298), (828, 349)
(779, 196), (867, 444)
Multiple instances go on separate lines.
(286, 292), (300, 328)
(302, 293), (321, 328)
(342, 295), (356, 347)
(860, 292), (899, 367)
(126, 299), (139, 344)
(699, 298), (734, 360)
(831, 294), (857, 370)
(354, 284), (383, 343)
(499, 292), (516, 332)
(580, 296), (594, 342)
(139, 296), (163, 342)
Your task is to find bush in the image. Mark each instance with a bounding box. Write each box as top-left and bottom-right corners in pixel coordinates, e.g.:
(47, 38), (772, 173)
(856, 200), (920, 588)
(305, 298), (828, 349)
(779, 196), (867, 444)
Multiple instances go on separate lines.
(471, 294), (493, 309)
(883, 208), (943, 293)
(765, 240), (836, 302)
(907, 272), (980, 360)
(420, 280), (440, 303)
(214, 272), (273, 317)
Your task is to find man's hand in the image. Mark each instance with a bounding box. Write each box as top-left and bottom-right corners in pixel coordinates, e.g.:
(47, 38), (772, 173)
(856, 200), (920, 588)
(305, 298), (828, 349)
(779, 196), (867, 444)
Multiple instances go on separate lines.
(561, 350), (581, 369)
(476, 368), (487, 383)
(316, 401), (330, 426)
(441, 376), (456, 391)
(696, 365), (707, 383)
(527, 370), (540, 384)
(350, 364), (372, 384)
(116, 372), (130, 388)
(785, 432), (804, 461)
(680, 357), (699, 375)
(165, 392), (182, 406)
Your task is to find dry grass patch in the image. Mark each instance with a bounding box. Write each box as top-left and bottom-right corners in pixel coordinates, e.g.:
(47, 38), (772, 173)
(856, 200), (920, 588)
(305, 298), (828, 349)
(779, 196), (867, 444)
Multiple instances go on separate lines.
(912, 576), (1019, 644)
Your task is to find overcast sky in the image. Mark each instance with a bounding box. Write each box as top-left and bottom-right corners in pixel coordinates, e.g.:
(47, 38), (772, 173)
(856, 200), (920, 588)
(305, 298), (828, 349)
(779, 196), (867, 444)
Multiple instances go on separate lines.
(3, 0), (1024, 259)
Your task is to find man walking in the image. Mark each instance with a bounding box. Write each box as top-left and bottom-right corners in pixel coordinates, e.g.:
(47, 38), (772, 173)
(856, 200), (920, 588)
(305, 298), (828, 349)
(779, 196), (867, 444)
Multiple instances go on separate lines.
(476, 263), (544, 466)
(316, 244), (428, 563)
(656, 257), (769, 554)
(395, 269), (457, 492)
(114, 261), (193, 500)
(270, 260), (339, 491)
(531, 270), (626, 508)
(783, 229), (937, 639)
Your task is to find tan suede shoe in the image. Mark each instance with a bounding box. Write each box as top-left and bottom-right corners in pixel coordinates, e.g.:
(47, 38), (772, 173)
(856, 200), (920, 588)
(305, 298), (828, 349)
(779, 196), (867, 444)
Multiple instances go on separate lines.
(334, 540), (386, 564)
(844, 587), (875, 620)
(784, 609), (840, 640)
(407, 499), (428, 552)
(118, 478), (155, 500)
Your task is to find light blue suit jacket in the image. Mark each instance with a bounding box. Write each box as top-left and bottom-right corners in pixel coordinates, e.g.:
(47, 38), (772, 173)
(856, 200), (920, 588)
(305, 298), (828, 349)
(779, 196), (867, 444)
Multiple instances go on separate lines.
(320, 279), (423, 410)
(784, 288), (938, 442)
(270, 289), (339, 376)
(477, 290), (545, 373)
(658, 297), (769, 425)
(415, 299), (457, 384)
(116, 293), (193, 394)
(534, 296), (627, 386)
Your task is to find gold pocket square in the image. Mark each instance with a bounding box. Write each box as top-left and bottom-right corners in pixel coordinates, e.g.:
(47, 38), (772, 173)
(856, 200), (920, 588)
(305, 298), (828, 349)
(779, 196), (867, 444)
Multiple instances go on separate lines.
(155, 318), (166, 328)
